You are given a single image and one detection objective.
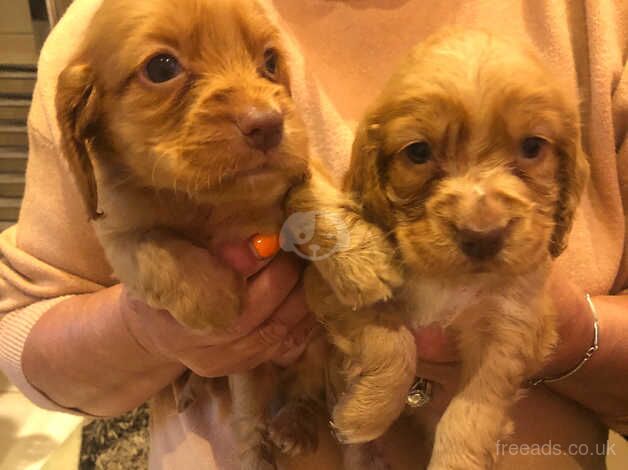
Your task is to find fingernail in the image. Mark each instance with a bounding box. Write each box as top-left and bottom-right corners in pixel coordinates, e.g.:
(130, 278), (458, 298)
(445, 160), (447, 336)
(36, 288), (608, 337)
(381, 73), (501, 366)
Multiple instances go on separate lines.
(250, 233), (281, 259)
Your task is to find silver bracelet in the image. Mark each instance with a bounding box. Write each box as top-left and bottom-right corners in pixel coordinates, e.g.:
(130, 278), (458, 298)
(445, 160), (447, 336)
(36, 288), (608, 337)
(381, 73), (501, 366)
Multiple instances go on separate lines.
(528, 293), (599, 387)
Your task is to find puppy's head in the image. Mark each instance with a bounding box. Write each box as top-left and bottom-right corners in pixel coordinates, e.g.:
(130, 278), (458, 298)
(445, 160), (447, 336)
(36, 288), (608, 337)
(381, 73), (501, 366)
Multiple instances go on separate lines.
(346, 30), (589, 277)
(56, 0), (308, 219)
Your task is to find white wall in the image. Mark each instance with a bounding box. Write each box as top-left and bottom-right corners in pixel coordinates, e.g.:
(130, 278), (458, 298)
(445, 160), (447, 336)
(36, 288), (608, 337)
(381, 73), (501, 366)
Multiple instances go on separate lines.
(0, 0), (37, 65)
(0, 0), (33, 34)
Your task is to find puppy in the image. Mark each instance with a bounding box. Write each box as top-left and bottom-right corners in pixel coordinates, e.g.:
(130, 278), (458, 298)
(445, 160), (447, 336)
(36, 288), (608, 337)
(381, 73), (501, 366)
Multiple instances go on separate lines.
(308, 30), (589, 469)
(55, 0), (400, 468)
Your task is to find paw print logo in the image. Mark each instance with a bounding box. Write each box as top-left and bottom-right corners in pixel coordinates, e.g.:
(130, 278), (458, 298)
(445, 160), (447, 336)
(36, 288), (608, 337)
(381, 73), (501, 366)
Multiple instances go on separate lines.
(280, 211), (350, 260)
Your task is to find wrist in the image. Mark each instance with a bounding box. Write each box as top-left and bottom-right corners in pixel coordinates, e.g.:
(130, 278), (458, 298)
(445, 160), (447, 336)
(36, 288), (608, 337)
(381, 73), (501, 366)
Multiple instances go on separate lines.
(23, 286), (184, 415)
(116, 286), (187, 370)
(537, 292), (596, 380)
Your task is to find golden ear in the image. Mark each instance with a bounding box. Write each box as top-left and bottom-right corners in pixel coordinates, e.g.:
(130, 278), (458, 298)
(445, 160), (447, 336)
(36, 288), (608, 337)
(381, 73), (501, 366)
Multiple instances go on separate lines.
(343, 119), (392, 229)
(549, 137), (589, 257)
(56, 63), (103, 220)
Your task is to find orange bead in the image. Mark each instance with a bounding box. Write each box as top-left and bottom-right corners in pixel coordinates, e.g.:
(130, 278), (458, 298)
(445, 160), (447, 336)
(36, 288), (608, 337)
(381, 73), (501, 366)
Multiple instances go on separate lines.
(251, 233), (280, 259)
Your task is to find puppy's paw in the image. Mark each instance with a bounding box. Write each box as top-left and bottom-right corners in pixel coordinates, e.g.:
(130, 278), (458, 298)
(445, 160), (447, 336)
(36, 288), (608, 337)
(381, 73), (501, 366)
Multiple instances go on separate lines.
(142, 269), (243, 331)
(427, 443), (493, 470)
(133, 234), (244, 331)
(330, 324), (416, 444)
(328, 257), (402, 309)
(181, 272), (243, 331)
(322, 224), (402, 309)
(330, 396), (396, 444)
(268, 400), (319, 457)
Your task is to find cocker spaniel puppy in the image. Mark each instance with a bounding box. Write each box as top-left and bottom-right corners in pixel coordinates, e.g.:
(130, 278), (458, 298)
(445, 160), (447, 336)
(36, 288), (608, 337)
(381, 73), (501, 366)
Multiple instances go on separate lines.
(308, 29), (589, 469)
(55, 0), (400, 468)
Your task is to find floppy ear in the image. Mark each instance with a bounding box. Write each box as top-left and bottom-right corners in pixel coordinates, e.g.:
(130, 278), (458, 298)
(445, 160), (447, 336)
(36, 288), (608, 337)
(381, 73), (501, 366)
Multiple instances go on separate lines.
(343, 118), (393, 229)
(56, 62), (103, 220)
(549, 134), (589, 257)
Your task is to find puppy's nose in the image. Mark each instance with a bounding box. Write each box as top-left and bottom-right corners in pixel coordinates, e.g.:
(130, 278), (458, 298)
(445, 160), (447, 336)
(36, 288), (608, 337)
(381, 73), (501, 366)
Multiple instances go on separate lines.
(237, 107), (284, 152)
(455, 226), (507, 260)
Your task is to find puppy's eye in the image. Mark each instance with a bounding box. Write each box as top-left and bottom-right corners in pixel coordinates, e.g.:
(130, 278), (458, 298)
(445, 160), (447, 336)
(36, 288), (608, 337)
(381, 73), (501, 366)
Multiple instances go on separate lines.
(144, 54), (182, 83)
(403, 141), (432, 164)
(520, 136), (547, 159)
(263, 48), (278, 79)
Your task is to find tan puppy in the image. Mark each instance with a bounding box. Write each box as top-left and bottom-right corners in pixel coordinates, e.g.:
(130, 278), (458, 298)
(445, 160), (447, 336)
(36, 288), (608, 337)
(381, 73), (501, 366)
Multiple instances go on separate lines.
(308, 30), (589, 469)
(55, 0), (400, 468)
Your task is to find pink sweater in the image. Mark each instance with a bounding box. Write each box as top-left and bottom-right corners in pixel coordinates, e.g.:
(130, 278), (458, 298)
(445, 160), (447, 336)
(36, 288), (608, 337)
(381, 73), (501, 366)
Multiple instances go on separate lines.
(1, 0), (626, 468)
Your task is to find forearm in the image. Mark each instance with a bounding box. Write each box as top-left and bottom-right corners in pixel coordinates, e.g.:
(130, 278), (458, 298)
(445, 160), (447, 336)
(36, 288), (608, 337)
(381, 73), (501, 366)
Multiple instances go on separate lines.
(546, 294), (628, 430)
(22, 284), (185, 417)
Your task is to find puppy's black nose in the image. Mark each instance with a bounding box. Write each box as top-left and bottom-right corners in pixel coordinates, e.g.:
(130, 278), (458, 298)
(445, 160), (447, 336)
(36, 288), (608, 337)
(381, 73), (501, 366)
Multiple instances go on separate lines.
(456, 226), (506, 260)
(238, 107), (284, 152)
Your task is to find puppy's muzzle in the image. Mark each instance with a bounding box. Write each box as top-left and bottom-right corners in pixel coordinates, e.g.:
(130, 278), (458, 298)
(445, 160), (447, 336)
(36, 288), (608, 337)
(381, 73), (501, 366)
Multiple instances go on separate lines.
(446, 182), (518, 261)
(237, 106), (284, 152)
(430, 173), (530, 261)
(454, 224), (509, 260)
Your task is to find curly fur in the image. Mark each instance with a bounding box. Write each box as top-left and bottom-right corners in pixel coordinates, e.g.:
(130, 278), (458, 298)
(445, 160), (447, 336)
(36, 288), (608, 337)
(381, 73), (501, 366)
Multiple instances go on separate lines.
(325, 29), (589, 469)
(55, 1), (399, 468)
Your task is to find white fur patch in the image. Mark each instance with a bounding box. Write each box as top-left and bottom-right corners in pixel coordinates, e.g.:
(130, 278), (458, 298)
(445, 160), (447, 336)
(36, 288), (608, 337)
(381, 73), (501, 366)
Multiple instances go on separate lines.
(404, 277), (483, 327)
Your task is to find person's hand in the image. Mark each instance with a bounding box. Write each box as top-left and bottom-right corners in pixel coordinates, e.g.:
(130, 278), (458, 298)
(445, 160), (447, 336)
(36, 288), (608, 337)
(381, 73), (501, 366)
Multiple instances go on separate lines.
(410, 268), (596, 429)
(536, 267), (597, 380)
(411, 325), (461, 430)
(119, 239), (316, 377)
